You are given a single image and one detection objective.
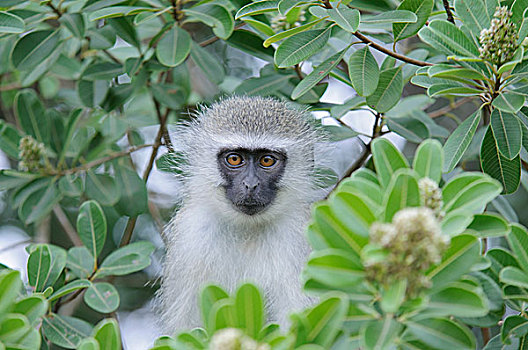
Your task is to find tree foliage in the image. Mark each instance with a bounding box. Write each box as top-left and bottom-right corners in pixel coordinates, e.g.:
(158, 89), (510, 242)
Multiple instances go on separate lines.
(0, 0), (528, 348)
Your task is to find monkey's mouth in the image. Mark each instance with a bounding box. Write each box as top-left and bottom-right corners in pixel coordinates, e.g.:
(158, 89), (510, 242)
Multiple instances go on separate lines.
(234, 202), (268, 215)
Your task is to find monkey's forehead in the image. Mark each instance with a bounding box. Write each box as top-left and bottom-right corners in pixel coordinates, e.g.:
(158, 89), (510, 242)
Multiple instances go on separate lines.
(197, 96), (315, 138)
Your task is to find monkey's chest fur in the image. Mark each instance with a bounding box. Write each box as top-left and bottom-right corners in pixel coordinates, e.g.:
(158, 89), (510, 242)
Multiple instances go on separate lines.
(158, 202), (313, 334)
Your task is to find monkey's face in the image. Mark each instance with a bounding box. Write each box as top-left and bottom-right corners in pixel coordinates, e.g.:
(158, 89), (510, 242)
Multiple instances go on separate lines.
(217, 148), (287, 215)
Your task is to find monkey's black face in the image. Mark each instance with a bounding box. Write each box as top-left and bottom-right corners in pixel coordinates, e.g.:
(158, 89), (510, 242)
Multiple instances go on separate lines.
(217, 148), (287, 215)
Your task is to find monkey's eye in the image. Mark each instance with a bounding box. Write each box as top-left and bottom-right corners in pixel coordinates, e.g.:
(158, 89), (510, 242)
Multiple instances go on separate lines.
(226, 153), (243, 167)
(259, 155), (277, 168)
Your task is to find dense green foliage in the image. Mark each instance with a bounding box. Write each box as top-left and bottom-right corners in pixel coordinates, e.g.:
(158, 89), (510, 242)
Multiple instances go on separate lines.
(1, 0), (528, 348)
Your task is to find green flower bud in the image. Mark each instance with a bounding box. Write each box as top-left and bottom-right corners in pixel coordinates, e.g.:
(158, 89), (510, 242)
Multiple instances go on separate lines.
(18, 135), (45, 172)
(479, 6), (519, 66)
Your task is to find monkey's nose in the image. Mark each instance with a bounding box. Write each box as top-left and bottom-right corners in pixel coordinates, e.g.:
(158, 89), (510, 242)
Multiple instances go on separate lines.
(243, 179), (260, 191)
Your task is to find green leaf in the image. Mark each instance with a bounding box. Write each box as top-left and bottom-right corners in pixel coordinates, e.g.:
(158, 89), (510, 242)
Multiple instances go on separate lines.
(59, 174), (83, 197)
(200, 285), (229, 334)
(226, 30), (275, 62)
(361, 10), (417, 24)
(0, 11), (24, 34)
(302, 294), (348, 347)
(348, 46), (379, 97)
(383, 169), (421, 222)
(327, 7), (360, 33)
(0, 270), (22, 314)
(19, 182), (62, 224)
(380, 280), (406, 313)
(84, 282), (120, 313)
(85, 172), (120, 206)
(442, 172), (501, 215)
(481, 126), (521, 194)
(49, 279), (92, 302)
(500, 266), (528, 289)
(278, 0), (311, 15)
(190, 41), (225, 84)
(77, 200), (107, 261)
(12, 296), (47, 328)
(366, 67), (403, 113)
(0, 121), (22, 159)
(501, 315), (528, 343)
(11, 30), (61, 71)
(82, 62), (123, 81)
(371, 138), (409, 188)
(235, 284), (263, 339)
(42, 314), (93, 349)
(385, 114), (430, 143)
(77, 80), (109, 108)
(405, 318), (475, 349)
(418, 20), (479, 57)
(60, 13), (85, 38)
(413, 139), (444, 183)
(264, 17), (326, 48)
(361, 317), (402, 350)
(507, 224), (528, 274)
(108, 17), (139, 48)
(95, 241), (155, 278)
(292, 49), (346, 100)
(66, 246), (95, 279)
(274, 28), (331, 68)
(468, 213), (510, 237)
(338, 176), (382, 210)
(305, 249), (364, 289)
(428, 284), (489, 317)
(492, 92), (525, 113)
(27, 245), (51, 292)
(184, 4), (234, 39)
(454, 0), (494, 38)
(427, 234), (480, 291)
(393, 0), (433, 42)
(88, 6), (156, 20)
(234, 73), (293, 96)
(210, 299), (237, 331)
(443, 110), (481, 172)
(14, 89), (48, 144)
(428, 64), (487, 80)
(235, 0), (278, 18)
(490, 109), (522, 159)
(156, 25), (191, 68)
(78, 338), (100, 350)
(114, 166), (148, 217)
(93, 319), (121, 350)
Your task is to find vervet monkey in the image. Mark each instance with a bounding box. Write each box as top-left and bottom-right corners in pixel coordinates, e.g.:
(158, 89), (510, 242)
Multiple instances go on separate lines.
(158, 96), (322, 334)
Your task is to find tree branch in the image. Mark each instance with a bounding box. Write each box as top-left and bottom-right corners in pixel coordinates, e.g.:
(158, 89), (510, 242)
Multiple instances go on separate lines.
(47, 2), (62, 17)
(428, 97), (473, 118)
(353, 32), (433, 67)
(53, 206), (82, 246)
(442, 0), (455, 24)
(49, 144), (153, 176)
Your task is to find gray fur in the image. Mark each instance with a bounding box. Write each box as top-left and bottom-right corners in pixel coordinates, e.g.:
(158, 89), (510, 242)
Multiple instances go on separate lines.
(157, 96), (321, 335)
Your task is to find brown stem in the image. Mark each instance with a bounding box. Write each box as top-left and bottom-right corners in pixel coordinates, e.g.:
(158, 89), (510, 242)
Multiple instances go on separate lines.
(170, 0), (179, 21)
(353, 32), (432, 67)
(322, 0), (332, 9)
(0, 83), (21, 92)
(442, 0), (455, 24)
(102, 50), (121, 64)
(294, 64), (304, 80)
(119, 106), (170, 247)
(53, 206), (82, 246)
(428, 97), (473, 119)
(47, 2), (62, 17)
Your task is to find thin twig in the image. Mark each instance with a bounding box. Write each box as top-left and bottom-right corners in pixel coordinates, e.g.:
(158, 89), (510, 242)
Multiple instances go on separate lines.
(0, 83), (21, 92)
(49, 144), (153, 176)
(47, 2), (62, 17)
(53, 206), (82, 246)
(428, 97), (473, 118)
(353, 32), (432, 67)
(199, 23), (245, 47)
(102, 50), (121, 64)
(119, 109), (170, 247)
(442, 0), (455, 24)
(0, 239), (31, 255)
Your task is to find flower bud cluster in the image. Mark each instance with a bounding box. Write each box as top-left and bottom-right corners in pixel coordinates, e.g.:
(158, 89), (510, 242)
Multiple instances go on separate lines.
(270, 9), (306, 31)
(479, 6), (519, 66)
(419, 177), (444, 220)
(18, 136), (45, 172)
(366, 207), (449, 296)
(209, 328), (270, 350)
